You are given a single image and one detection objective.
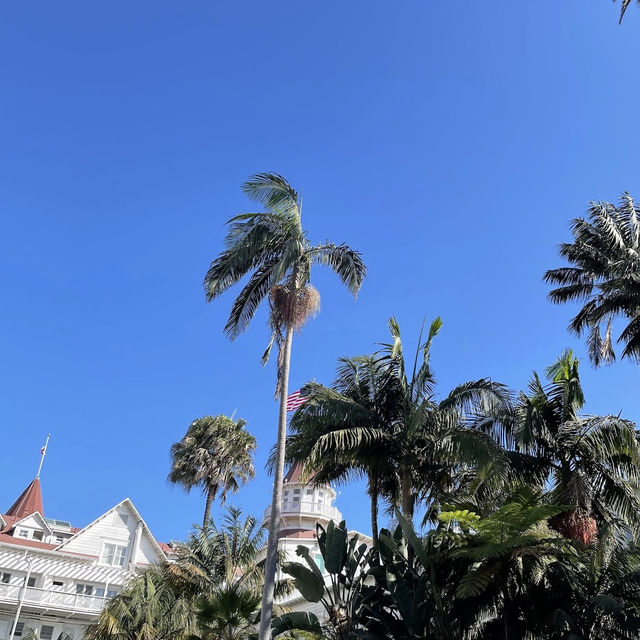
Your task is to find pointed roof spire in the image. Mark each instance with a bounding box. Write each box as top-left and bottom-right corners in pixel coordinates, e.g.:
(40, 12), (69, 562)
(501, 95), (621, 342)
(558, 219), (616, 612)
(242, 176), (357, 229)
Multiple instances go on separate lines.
(284, 461), (307, 484)
(6, 478), (44, 519)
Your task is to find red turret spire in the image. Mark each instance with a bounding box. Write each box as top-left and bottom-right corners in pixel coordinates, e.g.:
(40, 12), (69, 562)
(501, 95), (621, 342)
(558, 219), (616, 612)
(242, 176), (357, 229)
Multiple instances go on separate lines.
(6, 478), (44, 519)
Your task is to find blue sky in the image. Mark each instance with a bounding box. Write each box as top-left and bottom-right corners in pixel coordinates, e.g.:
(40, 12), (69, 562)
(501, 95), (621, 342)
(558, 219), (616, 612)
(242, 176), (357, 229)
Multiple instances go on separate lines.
(1, 1), (639, 543)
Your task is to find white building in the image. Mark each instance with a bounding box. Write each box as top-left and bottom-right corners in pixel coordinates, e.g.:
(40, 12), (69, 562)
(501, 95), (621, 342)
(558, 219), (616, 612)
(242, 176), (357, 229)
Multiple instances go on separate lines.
(266, 463), (370, 615)
(0, 476), (176, 640)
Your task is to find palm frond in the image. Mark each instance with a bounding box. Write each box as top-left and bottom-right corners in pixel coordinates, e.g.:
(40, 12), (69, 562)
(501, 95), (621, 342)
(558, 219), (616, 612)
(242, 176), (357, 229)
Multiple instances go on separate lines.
(241, 172), (300, 217)
(307, 243), (366, 297)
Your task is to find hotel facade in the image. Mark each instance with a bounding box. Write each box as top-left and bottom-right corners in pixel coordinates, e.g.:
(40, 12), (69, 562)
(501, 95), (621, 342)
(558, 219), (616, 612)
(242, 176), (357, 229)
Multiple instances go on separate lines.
(0, 462), (363, 639)
(0, 478), (176, 640)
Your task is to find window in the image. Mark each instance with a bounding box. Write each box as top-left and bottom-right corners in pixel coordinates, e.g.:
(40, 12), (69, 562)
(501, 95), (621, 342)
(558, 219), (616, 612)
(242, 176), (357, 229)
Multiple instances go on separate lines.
(32, 531), (44, 541)
(54, 535), (64, 544)
(76, 583), (94, 595)
(1, 572), (11, 583)
(41, 626), (54, 640)
(27, 577), (36, 587)
(306, 489), (313, 495)
(95, 587), (119, 598)
(18, 529), (28, 539)
(100, 543), (127, 567)
(52, 580), (64, 589)
(13, 622), (24, 637)
(293, 489), (300, 495)
(314, 553), (325, 574)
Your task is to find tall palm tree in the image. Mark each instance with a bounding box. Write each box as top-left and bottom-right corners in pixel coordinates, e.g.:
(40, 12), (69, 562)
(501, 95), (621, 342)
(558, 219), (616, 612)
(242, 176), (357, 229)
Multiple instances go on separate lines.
(286, 355), (397, 550)
(203, 172), (366, 640)
(376, 317), (510, 521)
(545, 194), (640, 366)
(286, 317), (510, 542)
(498, 350), (640, 539)
(169, 415), (256, 528)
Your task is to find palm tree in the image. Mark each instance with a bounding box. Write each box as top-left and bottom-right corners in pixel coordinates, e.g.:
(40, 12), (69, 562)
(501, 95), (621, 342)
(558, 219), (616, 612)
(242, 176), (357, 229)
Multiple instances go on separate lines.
(542, 526), (640, 639)
(172, 509), (267, 640)
(544, 195), (640, 366)
(203, 172), (366, 640)
(86, 567), (193, 640)
(169, 415), (256, 528)
(287, 317), (510, 543)
(192, 586), (261, 640)
(167, 508), (267, 599)
(90, 508), (267, 640)
(286, 355), (398, 550)
(500, 350), (640, 539)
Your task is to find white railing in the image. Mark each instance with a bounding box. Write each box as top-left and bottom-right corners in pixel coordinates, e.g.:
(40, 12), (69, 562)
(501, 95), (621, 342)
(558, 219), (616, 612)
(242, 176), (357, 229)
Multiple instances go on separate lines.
(0, 583), (107, 613)
(264, 500), (341, 522)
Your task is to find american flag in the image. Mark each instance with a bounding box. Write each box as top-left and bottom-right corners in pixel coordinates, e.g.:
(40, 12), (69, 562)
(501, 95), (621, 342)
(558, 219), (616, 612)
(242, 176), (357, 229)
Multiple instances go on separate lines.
(286, 390), (307, 412)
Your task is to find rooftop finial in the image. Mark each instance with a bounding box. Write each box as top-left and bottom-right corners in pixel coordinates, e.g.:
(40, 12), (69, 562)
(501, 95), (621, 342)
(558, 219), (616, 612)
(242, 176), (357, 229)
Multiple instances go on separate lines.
(36, 434), (51, 480)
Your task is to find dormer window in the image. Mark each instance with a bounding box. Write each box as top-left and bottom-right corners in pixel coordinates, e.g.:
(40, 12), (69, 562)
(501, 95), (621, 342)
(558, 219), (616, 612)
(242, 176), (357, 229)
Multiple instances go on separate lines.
(33, 531), (44, 541)
(17, 529), (28, 539)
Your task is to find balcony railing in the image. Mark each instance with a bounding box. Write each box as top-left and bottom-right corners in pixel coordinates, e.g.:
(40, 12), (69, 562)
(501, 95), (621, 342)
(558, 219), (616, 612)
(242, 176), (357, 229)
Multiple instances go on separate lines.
(0, 583), (107, 614)
(264, 500), (341, 523)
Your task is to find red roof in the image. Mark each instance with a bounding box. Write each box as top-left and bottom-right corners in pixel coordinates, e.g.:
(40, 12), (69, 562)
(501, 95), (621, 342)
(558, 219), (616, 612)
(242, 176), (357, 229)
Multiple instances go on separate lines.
(0, 533), (99, 557)
(0, 533), (56, 550)
(6, 479), (44, 519)
(284, 462), (315, 484)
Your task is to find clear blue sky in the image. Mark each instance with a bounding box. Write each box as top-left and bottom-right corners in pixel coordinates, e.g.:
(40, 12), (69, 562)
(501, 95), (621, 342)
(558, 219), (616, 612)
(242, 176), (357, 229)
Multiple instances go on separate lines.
(2, 1), (639, 543)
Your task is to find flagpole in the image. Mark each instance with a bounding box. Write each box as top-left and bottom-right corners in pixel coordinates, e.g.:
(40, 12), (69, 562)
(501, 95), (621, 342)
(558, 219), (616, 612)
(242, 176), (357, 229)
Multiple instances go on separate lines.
(36, 434), (51, 480)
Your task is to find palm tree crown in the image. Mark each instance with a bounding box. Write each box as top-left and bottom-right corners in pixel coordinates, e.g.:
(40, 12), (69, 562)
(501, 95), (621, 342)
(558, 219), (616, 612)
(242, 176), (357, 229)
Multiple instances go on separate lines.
(503, 350), (640, 538)
(545, 194), (640, 365)
(169, 415), (256, 528)
(203, 172), (365, 361)
(286, 317), (510, 542)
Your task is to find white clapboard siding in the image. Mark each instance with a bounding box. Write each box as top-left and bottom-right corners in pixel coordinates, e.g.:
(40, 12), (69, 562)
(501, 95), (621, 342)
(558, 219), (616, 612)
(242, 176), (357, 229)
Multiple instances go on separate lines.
(56, 499), (165, 567)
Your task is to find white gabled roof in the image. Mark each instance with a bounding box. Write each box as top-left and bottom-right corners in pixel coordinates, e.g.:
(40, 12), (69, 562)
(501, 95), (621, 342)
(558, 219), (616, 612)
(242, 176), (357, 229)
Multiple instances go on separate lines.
(10, 511), (53, 534)
(54, 498), (167, 563)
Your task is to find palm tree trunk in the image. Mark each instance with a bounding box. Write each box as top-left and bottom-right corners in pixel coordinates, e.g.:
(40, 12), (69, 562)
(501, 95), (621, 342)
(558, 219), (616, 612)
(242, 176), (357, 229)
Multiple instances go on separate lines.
(203, 485), (214, 530)
(368, 477), (379, 551)
(400, 466), (414, 521)
(258, 324), (294, 640)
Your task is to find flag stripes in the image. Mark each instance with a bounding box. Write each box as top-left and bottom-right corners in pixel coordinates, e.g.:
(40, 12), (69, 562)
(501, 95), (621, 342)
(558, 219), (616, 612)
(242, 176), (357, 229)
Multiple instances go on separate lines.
(286, 390), (307, 412)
